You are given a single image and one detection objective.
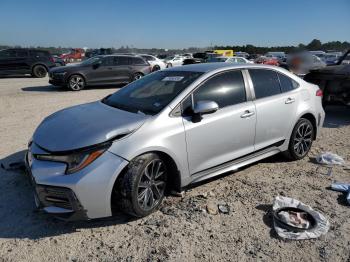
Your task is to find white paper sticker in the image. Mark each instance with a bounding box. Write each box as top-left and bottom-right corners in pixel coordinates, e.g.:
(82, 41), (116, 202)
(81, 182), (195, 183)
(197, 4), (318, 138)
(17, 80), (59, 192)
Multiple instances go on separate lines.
(162, 76), (184, 82)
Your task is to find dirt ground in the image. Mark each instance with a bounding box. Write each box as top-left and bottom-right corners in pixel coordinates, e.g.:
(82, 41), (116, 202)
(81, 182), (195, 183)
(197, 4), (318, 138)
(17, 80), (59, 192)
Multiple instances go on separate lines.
(0, 76), (349, 262)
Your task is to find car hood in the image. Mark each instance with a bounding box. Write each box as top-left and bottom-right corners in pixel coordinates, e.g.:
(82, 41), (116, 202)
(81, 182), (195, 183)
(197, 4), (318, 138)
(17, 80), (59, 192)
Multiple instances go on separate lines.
(310, 64), (350, 76)
(33, 101), (148, 152)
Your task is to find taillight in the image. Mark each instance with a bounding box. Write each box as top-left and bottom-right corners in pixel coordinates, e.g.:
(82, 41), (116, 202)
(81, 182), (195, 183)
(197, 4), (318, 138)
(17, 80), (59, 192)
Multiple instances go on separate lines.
(316, 89), (323, 97)
(49, 56), (55, 63)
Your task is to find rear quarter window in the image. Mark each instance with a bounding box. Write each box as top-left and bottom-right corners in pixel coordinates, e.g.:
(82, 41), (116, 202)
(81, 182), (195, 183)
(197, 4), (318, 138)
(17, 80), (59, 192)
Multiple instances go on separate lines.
(277, 72), (299, 92)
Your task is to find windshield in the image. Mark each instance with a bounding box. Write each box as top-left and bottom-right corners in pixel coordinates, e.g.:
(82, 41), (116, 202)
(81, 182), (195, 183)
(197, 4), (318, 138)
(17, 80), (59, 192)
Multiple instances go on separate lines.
(80, 56), (102, 65)
(102, 71), (203, 115)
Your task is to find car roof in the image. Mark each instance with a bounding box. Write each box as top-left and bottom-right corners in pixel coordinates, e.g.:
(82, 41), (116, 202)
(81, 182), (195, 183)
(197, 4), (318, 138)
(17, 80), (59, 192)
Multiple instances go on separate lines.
(164, 62), (279, 73)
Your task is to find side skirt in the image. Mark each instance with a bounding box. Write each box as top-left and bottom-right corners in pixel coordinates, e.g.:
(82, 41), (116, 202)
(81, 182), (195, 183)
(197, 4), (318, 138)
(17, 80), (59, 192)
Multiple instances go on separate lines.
(190, 142), (284, 185)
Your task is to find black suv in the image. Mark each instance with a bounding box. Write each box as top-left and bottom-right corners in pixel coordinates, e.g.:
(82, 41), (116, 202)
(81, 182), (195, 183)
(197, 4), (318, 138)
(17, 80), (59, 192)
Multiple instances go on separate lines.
(49, 55), (151, 91)
(0, 48), (56, 78)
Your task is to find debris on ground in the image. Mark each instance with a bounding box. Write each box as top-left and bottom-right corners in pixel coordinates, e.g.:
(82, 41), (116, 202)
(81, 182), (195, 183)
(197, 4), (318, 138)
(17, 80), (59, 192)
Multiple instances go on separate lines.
(316, 152), (345, 166)
(206, 201), (218, 215)
(218, 204), (230, 214)
(331, 182), (350, 205)
(170, 190), (185, 198)
(272, 196), (330, 240)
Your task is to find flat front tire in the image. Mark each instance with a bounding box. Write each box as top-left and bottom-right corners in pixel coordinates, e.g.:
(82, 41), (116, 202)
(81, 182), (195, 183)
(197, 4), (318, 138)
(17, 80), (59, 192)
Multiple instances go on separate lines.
(120, 153), (167, 217)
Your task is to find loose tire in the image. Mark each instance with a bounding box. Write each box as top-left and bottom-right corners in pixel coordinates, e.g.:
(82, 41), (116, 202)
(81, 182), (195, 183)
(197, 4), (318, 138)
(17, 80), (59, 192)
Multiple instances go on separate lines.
(120, 153), (167, 217)
(67, 74), (85, 91)
(285, 118), (314, 160)
(133, 72), (143, 81)
(32, 65), (47, 78)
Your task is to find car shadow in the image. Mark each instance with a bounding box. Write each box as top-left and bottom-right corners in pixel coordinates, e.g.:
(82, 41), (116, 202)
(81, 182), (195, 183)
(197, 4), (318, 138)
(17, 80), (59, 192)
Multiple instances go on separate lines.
(323, 106), (350, 128)
(255, 204), (279, 239)
(0, 75), (35, 79)
(0, 150), (135, 240)
(22, 84), (126, 92)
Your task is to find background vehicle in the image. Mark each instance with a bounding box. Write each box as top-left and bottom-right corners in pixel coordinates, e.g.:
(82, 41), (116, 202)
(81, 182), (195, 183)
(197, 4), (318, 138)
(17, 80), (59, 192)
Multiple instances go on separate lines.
(27, 63), (324, 220)
(0, 48), (55, 77)
(265, 52), (286, 62)
(324, 52), (343, 65)
(213, 49), (234, 57)
(182, 58), (203, 65)
(226, 57), (253, 64)
(52, 55), (66, 66)
(255, 56), (279, 66)
(85, 48), (113, 58)
(60, 48), (85, 63)
(139, 54), (167, 71)
(49, 55), (151, 90)
(165, 56), (185, 67)
(235, 51), (249, 58)
(304, 49), (350, 107)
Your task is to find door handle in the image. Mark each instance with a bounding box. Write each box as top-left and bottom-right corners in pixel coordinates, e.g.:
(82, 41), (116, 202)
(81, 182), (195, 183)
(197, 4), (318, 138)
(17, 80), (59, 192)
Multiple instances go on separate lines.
(240, 110), (255, 118)
(285, 97), (295, 104)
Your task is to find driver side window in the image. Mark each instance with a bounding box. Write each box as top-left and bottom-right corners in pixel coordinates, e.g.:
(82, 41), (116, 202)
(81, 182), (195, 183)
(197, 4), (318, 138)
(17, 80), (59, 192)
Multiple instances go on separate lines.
(193, 70), (246, 109)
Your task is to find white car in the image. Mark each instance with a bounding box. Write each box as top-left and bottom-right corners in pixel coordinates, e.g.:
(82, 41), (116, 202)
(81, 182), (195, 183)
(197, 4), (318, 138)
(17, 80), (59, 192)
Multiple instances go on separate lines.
(139, 54), (167, 71)
(165, 56), (185, 67)
(226, 57), (254, 64)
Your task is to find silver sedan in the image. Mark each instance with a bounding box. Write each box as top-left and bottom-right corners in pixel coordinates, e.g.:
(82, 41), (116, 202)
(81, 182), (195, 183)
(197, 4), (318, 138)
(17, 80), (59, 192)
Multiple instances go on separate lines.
(26, 63), (325, 220)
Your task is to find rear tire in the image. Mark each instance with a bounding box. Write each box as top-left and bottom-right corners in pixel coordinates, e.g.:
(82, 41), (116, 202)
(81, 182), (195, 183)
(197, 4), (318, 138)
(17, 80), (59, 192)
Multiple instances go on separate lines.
(152, 65), (160, 72)
(284, 118), (314, 160)
(120, 153), (167, 217)
(67, 74), (85, 91)
(32, 65), (47, 78)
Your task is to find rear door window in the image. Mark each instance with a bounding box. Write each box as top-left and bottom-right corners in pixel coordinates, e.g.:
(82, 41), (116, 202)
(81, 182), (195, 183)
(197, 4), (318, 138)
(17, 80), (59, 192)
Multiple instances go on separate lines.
(277, 72), (299, 92)
(131, 57), (147, 65)
(16, 50), (29, 57)
(249, 69), (281, 99)
(193, 70), (246, 109)
(114, 56), (130, 66)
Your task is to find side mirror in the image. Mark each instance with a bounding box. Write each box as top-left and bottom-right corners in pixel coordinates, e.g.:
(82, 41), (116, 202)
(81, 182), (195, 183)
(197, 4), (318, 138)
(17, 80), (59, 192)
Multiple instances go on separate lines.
(193, 100), (219, 115)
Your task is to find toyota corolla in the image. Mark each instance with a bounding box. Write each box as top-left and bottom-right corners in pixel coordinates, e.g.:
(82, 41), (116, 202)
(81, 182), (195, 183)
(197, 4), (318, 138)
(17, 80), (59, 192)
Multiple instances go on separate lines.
(25, 63), (325, 220)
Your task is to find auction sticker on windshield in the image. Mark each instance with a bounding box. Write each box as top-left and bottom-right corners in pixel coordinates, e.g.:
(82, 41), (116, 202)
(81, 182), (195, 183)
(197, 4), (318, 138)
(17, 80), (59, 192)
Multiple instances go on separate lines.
(162, 76), (184, 81)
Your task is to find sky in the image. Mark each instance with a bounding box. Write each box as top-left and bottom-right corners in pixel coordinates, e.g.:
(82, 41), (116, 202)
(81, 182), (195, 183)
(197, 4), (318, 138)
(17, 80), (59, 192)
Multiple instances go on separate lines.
(0, 0), (349, 49)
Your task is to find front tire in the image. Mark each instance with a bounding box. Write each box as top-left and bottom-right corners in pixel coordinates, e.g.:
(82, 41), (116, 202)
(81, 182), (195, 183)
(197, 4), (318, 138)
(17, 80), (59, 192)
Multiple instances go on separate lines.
(32, 65), (47, 78)
(152, 65), (160, 72)
(67, 74), (85, 91)
(120, 153), (167, 217)
(133, 72), (143, 81)
(285, 118), (314, 160)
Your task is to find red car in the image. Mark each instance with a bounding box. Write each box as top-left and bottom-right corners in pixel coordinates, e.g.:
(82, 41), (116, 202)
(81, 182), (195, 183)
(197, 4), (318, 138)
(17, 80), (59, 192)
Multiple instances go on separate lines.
(254, 56), (279, 66)
(60, 48), (85, 63)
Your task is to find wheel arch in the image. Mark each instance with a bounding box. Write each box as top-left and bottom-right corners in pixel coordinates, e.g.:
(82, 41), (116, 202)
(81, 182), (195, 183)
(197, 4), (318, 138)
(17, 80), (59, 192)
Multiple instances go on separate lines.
(110, 150), (182, 214)
(66, 73), (87, 85)
(299, 112), (318, 140)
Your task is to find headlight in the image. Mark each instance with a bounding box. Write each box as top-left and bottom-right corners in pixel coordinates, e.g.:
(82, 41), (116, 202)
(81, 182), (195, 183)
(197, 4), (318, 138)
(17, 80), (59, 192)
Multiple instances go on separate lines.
(35, 143), (110, 174)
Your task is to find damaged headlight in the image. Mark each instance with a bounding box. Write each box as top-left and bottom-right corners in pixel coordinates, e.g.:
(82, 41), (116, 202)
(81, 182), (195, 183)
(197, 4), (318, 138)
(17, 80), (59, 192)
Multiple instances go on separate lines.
(35, 143), (111, 174)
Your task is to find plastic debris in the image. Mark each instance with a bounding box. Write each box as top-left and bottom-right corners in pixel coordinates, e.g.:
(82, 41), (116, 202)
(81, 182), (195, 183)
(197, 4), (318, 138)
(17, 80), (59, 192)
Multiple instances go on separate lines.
(278, 210), (310, 229)
(316, 152), (345, 166)
(206, 201), (218, 215)
(331, 182), (350, 205)
(272, 196), (329, 240)
(218, 204), (230, 214)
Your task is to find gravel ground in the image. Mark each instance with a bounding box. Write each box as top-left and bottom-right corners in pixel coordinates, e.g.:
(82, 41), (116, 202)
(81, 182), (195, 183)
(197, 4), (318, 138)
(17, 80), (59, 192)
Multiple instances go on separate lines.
(0, 76), (349, 262)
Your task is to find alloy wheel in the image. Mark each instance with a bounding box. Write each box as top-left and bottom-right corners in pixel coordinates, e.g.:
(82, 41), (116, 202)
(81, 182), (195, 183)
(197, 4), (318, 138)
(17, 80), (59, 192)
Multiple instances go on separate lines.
(69, 76), (84, 90)
(133, 73), (143, 80)
(137, 159), (166, 211)
(293, 122), (313, 157)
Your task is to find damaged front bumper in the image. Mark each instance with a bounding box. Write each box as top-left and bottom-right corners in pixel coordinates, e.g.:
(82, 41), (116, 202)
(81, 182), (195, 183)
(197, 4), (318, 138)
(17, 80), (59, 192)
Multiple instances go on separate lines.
(24, 142), (129, 221)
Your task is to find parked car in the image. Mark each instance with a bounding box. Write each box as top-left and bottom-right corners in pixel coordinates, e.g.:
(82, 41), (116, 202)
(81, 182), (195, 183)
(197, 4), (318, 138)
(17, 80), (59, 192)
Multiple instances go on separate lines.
(235, 51), (249, 58)
(304, 49), (350, 107)
(60, 48), (85, 63)
(85, 48), (113, 59)
(265, 52), (286, 62)
(287, 52), (326, 77)
(52, 55), (66, 67)
(207, 56), (229, 62)
(226, 57), (254, 64)
(255, 56), (279, 66)
(26, 63), (324, 220)
(165, 56), (185, 67)
(0, 48), (55, 77)
(323, 52), (343, 65)
(139, 54), (167, 71)
(49, 55), (151, 91)
(182, 58), (203, 65)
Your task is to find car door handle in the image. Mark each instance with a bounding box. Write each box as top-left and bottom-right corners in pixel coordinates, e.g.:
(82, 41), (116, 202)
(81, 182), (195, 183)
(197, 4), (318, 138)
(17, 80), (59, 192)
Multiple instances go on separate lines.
(285, 97), (295, 104)
(240, 110), (255, 118)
